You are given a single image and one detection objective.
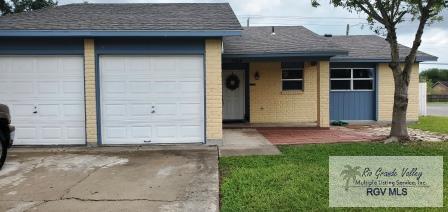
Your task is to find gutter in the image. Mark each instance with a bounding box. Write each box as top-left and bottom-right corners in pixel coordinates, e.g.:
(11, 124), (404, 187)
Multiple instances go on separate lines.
(0, 30), (242, 37)
(222, 51), (349, 59)
(330, 56), (438, 63)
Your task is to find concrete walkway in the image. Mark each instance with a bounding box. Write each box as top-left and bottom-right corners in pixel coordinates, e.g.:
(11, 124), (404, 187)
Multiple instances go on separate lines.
(0, 147), (219, 212)
(219, 129), (281, 157)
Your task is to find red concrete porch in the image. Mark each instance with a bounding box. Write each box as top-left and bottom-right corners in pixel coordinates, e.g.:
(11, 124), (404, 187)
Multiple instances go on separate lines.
(256, 127), (385, 145)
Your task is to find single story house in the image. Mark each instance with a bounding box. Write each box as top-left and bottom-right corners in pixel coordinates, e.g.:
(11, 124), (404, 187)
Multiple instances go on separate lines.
(431, 81), (448, 95)
(0, 3), (437, 146)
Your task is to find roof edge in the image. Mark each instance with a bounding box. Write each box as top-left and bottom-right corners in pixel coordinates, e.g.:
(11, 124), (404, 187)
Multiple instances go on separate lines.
(331, 55), (438, 63)
(432, 81), (448, 88)
(223, 51), (348, 59)
(0, 30), (242, 37)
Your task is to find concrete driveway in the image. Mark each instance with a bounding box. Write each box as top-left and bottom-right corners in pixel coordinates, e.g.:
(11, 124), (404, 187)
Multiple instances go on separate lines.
(428, 103), (448, 116)
(0, 147), (218, 212)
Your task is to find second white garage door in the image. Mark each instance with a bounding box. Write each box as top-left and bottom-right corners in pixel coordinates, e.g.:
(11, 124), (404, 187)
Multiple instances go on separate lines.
(100, 55), (204, 144)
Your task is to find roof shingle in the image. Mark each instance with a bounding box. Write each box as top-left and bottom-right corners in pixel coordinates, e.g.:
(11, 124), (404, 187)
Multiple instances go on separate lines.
(434, 81), (448, 88)
(328, 35), (437, 62)
(223, 26), (346, 56)
(0, 3), (242, 31)
(223, 26), (437, 62)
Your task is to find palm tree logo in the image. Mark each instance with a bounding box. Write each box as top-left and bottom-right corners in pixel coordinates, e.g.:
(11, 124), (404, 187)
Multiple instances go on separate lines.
(341, 165), (361, 191)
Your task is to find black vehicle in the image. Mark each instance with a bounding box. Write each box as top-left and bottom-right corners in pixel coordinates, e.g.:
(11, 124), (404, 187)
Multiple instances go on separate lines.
(0, 104), (14, 170)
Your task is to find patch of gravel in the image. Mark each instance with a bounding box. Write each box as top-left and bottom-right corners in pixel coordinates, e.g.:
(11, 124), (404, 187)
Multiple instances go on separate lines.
(363, 127), (448, 142)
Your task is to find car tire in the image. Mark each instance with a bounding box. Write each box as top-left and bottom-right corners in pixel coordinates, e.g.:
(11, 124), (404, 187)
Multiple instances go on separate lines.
(0, 131), (7, 170)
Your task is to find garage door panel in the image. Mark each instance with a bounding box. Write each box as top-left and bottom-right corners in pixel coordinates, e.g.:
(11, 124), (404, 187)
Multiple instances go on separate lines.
(67, 127), (85, 139)
(62, 58), (84, 75)
(153, 103), (177, 115)
(103, 81), (126, 95)
(126, 58), (150, 74)
(40, 127), (63, 139)
(36, 58), (59, 74)
(180, 81), (202, 94)
(12, 59), (34, 74)
(131, 127), (152, 139)
(63, 81), (84, 95)
(15, 127), (37, 139)
(129, 81), (151, 93)
(0, 56), (85, 145)
(103, 104), (127, 118)
(100, 55), (204, 144)
(10, 81), (34, 95)
(38, 104), (60, 117)
(180, 125), (202, 137)
(154, 126), (177, 138)
(151, 81), (179, 93)
(38, 81), (60, 94)
(104, 127), (128, 139)
(10, 104), (35, 118)
(129, 104), (152, 117)
(101, 57), (126, 73)
(180, 103), (202, 116)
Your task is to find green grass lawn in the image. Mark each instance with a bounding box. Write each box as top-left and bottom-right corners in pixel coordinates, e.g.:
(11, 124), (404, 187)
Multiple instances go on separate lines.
(220, 143), (448, 211)
(428, 102), (448, 105)
(410, 116), (448, 134)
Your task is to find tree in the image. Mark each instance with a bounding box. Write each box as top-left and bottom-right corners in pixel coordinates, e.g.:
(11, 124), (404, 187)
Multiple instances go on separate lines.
(420, 68), (448, 83)
(0, 0), (57, 16)
(312, 0), (447, 141)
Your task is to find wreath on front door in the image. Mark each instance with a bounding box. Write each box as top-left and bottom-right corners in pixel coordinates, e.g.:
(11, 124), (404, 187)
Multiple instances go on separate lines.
(226, 74), (240, 90)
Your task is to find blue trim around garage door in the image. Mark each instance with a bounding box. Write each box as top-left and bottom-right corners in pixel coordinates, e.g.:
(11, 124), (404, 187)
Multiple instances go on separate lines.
(330, 62), (377, 121)
(94, 38), (206, 145)
(0, 37), (84, 55)
(95, 37), (205, 55)
(0, 30), (241, 37)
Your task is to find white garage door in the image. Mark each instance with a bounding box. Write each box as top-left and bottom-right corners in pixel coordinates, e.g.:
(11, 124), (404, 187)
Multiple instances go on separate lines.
(100, 56), (204, 144)
(0, 56), (86, 145)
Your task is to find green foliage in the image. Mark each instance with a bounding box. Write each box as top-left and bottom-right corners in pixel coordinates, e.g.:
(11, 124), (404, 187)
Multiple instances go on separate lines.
(410, 116), (448, 134)
(220, 143), (448, 211)
(420, 68), (448, 84)
(311, 0), (447, 35)
(0, 0), (57, 16)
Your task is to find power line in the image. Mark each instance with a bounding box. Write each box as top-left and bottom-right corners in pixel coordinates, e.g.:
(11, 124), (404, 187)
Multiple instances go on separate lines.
(237, 15), (367, 20)
(421, 63), (448, 65)
(237, 15), (415, 21)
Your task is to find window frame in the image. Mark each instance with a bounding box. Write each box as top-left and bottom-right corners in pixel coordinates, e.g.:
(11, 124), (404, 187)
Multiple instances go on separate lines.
(281, 67), (304, 91)
(330, 68), (375, 91)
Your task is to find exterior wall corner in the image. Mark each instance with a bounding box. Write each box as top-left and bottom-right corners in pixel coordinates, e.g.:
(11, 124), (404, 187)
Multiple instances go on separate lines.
(377, 63), (419, 122)
(205, 39), (223, 140)
(84, 38), (98, 144)
(317, 61), (330, 127)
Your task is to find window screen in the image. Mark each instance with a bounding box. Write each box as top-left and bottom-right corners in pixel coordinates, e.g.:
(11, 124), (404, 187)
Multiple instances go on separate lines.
(282, 69), (303, 91)
(330, 68), (374, 91)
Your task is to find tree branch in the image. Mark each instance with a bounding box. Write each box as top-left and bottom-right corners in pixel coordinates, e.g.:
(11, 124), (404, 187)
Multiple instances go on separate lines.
(354, 0), (388, 25)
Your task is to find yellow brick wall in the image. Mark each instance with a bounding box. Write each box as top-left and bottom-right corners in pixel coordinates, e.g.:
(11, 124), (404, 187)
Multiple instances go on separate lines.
(84, 39), (97, 144)
(317, 61), (330, 127)
(249, 61), (318, 123)
(205, 39), (223, 140)
(377, 63), (419, 121)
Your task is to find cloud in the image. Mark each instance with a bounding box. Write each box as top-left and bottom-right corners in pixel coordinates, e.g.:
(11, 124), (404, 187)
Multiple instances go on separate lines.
(57, 0), (448, 70)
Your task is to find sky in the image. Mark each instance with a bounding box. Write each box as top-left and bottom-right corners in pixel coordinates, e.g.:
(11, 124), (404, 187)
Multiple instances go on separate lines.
(58, 0), (448, 71)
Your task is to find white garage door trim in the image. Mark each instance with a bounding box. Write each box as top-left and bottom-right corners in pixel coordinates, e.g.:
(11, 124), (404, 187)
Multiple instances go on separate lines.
(99, 55), (205, 145)
(0, 55), (86, 145)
